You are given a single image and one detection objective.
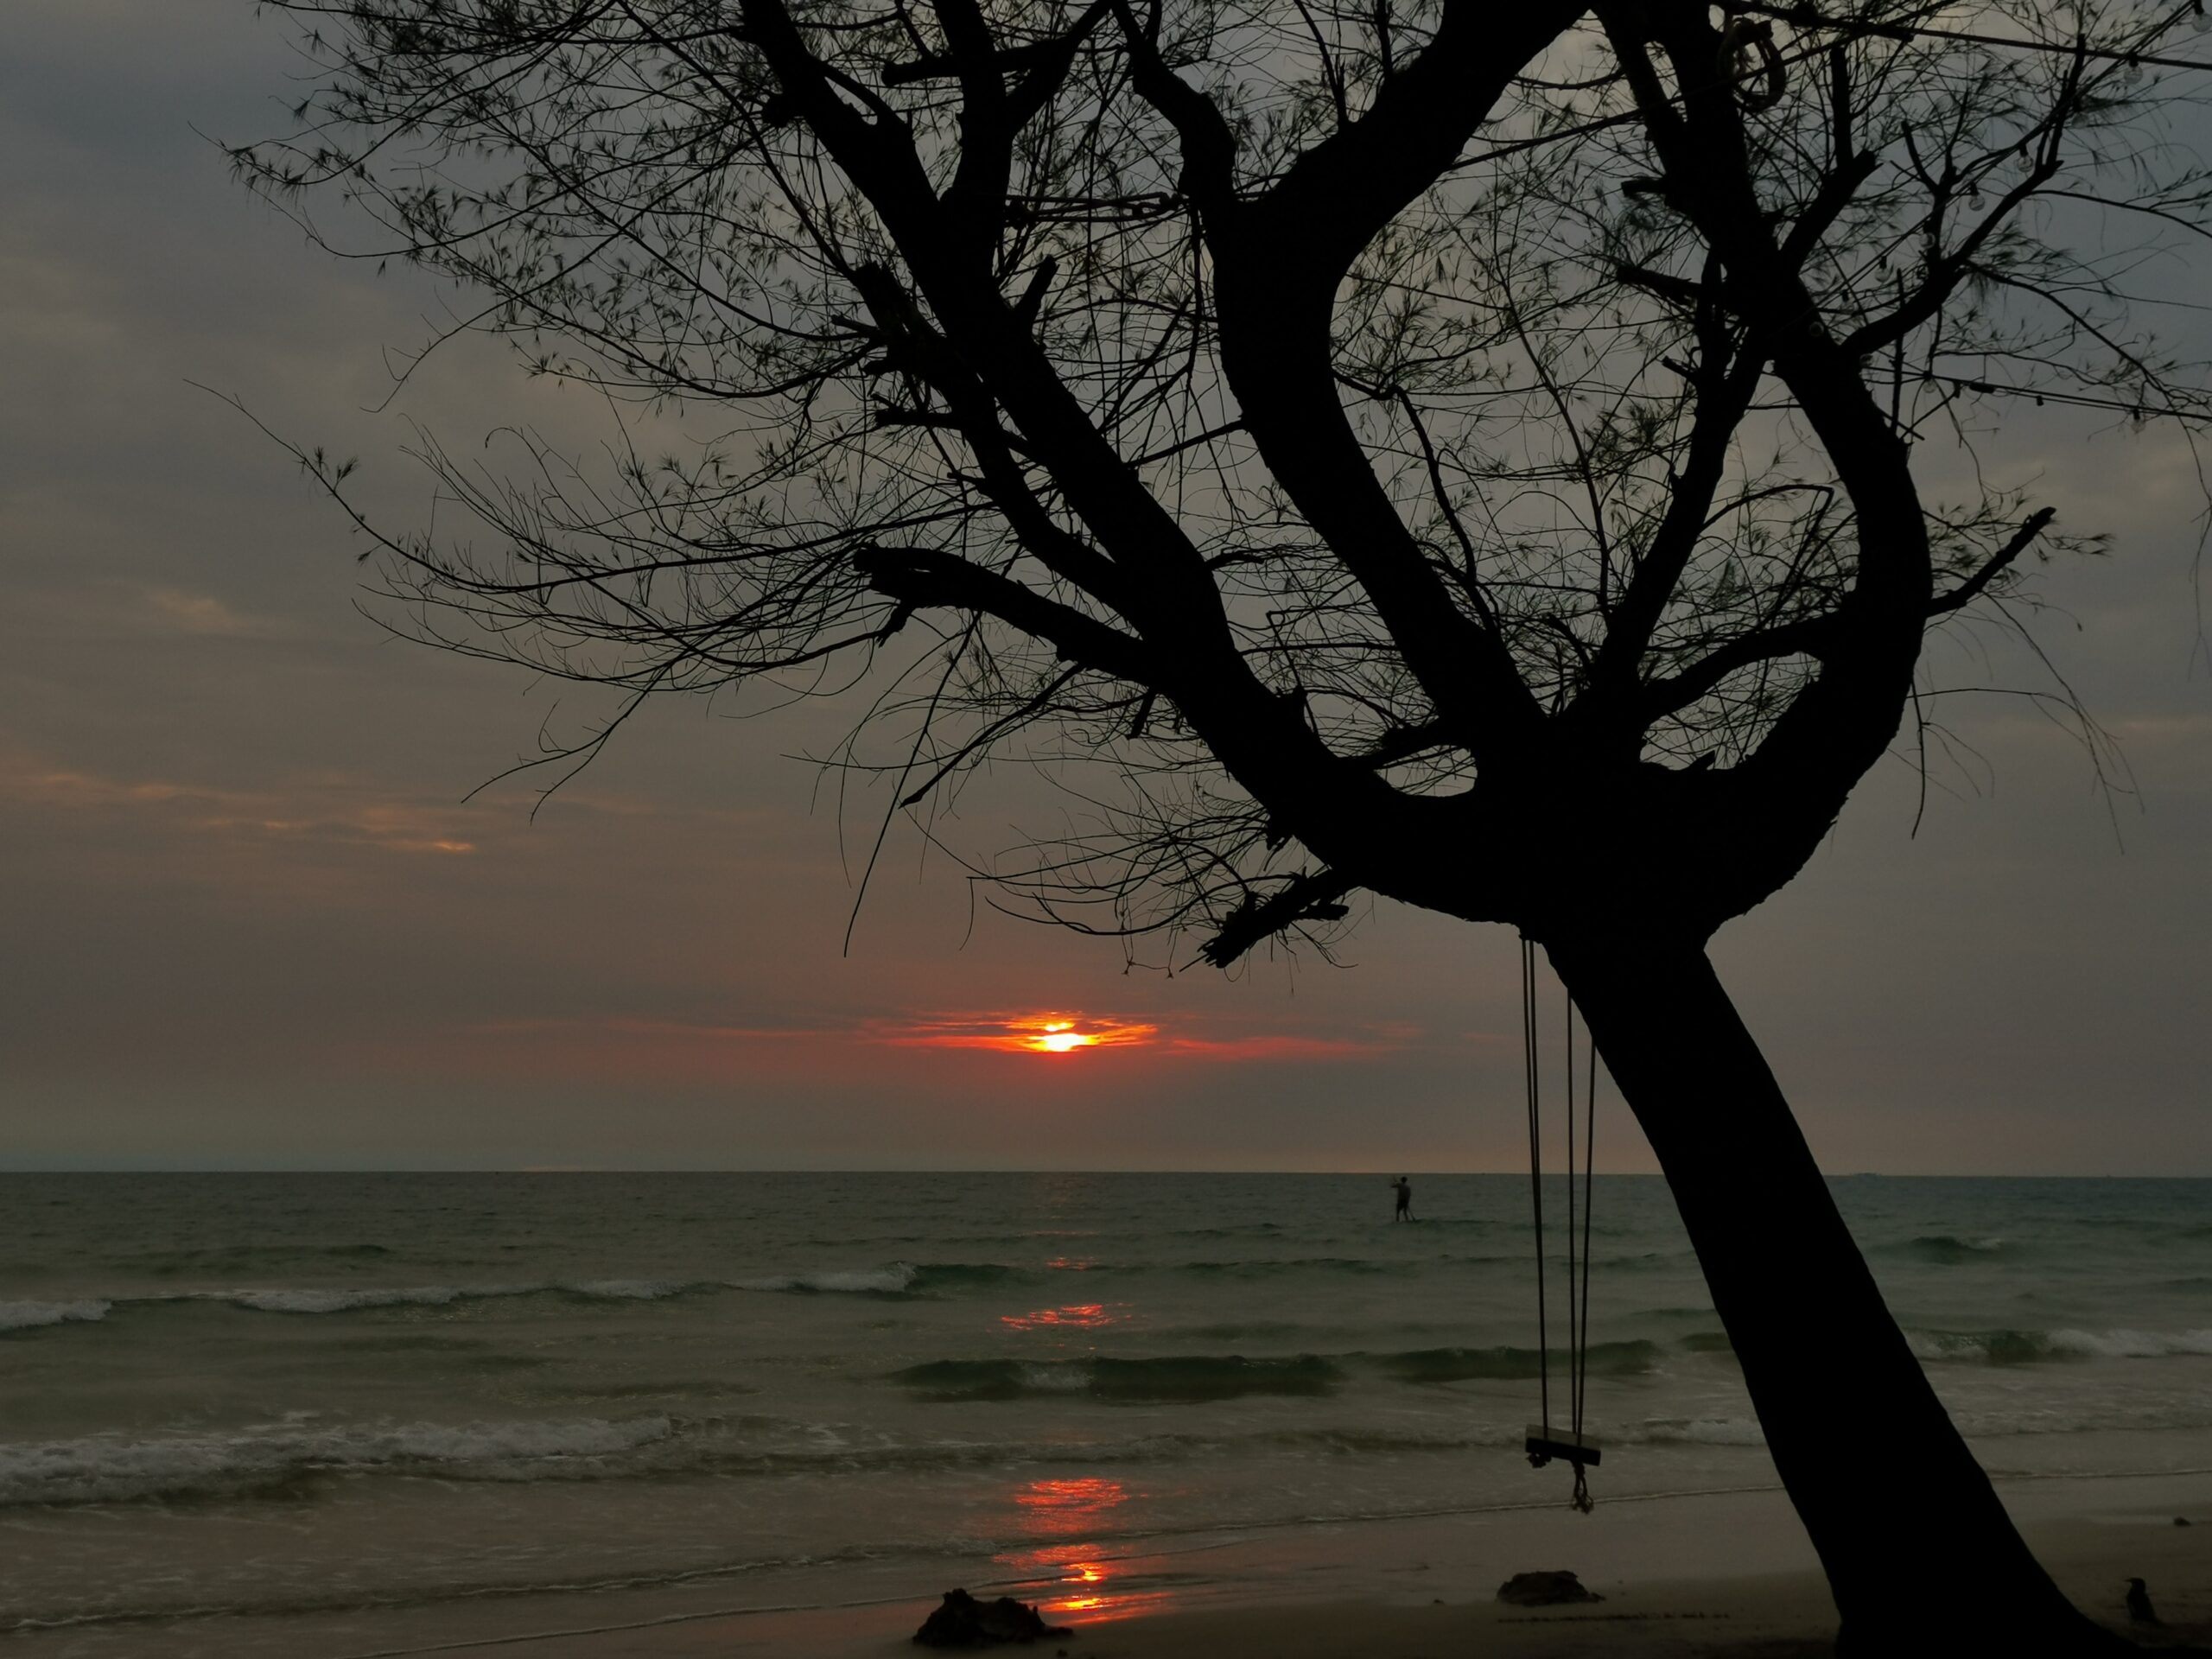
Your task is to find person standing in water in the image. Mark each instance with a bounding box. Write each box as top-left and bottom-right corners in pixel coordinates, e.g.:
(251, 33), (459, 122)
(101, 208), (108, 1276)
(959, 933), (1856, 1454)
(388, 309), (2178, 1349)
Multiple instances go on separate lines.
(1391, 1176), (1414, 1222)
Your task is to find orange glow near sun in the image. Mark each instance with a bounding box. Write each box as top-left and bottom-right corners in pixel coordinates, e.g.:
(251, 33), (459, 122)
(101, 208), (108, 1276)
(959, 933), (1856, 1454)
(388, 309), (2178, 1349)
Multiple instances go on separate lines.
(1009, 1014), (1148, 1054)
(877, 1012), (1158, 1055)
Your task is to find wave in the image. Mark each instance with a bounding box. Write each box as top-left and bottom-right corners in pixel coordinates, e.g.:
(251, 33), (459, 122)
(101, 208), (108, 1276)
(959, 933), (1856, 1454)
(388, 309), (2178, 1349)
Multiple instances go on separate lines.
(197, 1280), (721, 1315)
(1178, 1255), (1412, 1279)
(208, 1285), (493, 1314)
(1166, 1253), (1527, 1279)
(1366, 1341), (1663, 1383)
(0, 1414), (677, 1508)
(729, 1266), (920, 1295)
(893, 1339), (1667, 1401)
(1909, 1327), (2212, 1364)
(11, 1271), (909, 1329)
(1170, 1320), (1330, 1342)
(1591, 1251), (1691, 1271)
(115, 1243), (394, 1277)
(892, 1354), (1345, 1403)
(911, 1262), (1039, 1291)
(0, 1299), (111, 1334)
(1629, 1416), (1766, 1447)
(1891, 1234), (2013, 1264)
(19, 1251), (1625, 1326)
(730, 1262), (1043, 1295)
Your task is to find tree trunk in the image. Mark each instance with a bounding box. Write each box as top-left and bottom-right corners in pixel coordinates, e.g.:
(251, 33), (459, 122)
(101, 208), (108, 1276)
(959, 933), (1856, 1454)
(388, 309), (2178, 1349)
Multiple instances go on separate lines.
(1544, 929), (2130, 1654)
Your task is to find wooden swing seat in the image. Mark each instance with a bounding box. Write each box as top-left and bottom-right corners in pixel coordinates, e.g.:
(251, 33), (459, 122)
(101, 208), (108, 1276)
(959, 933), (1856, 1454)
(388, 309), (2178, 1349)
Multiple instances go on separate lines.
(1524, 1427), (1602, 1468)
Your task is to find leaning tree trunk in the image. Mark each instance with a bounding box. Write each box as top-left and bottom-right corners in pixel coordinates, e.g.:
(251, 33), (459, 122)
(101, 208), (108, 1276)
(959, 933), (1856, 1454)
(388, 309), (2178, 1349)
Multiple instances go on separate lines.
(1545, 930), (2129, 1654)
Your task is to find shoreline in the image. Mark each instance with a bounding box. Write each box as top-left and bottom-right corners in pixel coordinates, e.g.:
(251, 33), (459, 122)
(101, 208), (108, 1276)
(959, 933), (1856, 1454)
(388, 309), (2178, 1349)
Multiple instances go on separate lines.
(19, 1468), (2208, 1658)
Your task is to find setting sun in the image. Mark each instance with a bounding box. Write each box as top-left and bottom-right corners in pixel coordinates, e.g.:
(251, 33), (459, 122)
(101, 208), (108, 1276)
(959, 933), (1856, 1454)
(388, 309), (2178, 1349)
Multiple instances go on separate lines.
(1007, 1014), (1151, 1054)
(877, 1012), (1158, 1054)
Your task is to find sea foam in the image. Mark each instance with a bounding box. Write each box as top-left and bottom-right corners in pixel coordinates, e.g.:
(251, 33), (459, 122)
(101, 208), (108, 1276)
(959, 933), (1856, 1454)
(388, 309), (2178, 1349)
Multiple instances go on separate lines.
(1909, 1326), (2212, 1363)
(0, 1300), (111, 1334)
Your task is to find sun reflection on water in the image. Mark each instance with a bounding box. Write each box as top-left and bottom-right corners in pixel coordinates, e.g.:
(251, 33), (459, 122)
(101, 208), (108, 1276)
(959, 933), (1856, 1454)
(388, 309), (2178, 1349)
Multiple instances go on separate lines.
(1001, 1478), (1177, 1623)
(998, 1303), (1125, 1332)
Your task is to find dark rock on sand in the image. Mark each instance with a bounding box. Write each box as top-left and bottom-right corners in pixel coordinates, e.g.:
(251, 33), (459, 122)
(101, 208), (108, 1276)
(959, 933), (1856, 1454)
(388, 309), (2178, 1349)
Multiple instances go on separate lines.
(913, 1588), (1072, 1647)
(1497, 1569), (1605, 1606)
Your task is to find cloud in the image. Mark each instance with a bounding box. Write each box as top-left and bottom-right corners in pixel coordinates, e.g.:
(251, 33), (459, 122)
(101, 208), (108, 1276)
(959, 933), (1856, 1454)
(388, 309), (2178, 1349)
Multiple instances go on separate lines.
(1159, 1032), (1410, 1062)
(422, 1008), (1409, 1071)
(0, 746), (477, 856)
(861, 1010), (1428, 1060)
(469, 1016), (831, 1044)
(139, 587), (291, 639)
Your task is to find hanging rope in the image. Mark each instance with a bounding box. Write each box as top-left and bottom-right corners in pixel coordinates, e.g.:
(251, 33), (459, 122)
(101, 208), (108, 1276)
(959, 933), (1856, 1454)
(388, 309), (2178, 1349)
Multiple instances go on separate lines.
(1521, 937), (1549, 1441)
(1564, 990), (1597, 1513)
(1522, 938), (1600, 1511)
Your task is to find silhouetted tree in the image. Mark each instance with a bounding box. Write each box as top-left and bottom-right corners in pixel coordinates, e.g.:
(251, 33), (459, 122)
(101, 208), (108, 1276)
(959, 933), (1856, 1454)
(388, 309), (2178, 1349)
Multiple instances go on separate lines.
(236, 1), (2212, 1647)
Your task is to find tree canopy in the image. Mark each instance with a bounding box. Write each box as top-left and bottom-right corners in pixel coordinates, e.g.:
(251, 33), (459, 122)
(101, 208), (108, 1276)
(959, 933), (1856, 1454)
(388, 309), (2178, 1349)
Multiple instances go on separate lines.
(236, 0), (2212, 964)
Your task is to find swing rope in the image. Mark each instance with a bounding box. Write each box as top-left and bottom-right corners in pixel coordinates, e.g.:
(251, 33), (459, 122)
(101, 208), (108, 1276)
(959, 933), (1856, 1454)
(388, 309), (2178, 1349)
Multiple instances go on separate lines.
(1520, 938), (1549, 1440)
(1522, 938), (1599, 1512)
(1566, 988), (1597, 1513)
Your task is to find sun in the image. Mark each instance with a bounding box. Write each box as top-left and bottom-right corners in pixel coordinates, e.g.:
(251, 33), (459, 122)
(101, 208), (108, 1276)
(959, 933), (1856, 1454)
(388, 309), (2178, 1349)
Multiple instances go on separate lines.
(1032, 1021), (1097, 1054)
(1005, 1014), (1156, 1054)
(879, 1012), (1159, 1053)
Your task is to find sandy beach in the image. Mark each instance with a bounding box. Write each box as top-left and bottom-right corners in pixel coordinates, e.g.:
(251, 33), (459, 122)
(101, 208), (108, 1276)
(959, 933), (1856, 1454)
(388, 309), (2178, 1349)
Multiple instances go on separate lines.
(20, 1469), (2208, 1658)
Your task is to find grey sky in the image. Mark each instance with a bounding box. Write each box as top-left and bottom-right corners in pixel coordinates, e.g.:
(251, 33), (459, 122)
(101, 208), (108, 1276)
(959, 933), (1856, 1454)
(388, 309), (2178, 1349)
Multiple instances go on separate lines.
(1, 3), (2206, 1173)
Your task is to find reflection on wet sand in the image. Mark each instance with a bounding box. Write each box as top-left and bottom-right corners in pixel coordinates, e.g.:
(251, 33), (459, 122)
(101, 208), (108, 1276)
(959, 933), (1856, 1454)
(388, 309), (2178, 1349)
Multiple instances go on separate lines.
(1000, 1477), (1181, 1622)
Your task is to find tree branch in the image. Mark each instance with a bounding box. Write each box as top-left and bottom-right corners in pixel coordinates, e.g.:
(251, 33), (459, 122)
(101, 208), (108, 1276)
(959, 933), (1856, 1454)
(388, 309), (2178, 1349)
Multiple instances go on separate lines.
(1196, 868), (1357, 968)
(852, 544), (1156, 683)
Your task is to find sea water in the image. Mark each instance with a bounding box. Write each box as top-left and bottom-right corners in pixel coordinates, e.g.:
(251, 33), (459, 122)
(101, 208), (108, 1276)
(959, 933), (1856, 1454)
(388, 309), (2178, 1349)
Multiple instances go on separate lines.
(2, 1173), (2209, 1641)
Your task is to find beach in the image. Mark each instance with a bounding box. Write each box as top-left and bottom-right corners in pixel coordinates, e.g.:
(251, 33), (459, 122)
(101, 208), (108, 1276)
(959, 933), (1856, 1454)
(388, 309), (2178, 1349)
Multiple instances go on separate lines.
(13, 1474), (2208, 1656)
(5, 1173), (2210, 1655)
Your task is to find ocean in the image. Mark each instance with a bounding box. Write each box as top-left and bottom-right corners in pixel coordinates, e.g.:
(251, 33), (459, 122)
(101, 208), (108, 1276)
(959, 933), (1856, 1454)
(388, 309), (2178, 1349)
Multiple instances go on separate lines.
(3, 1173), (2209, 1648)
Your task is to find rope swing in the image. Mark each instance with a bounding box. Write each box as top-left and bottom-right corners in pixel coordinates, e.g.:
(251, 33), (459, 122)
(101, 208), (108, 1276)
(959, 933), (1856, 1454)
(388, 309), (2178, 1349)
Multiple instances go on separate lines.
(1521, 938), (1602, 1512)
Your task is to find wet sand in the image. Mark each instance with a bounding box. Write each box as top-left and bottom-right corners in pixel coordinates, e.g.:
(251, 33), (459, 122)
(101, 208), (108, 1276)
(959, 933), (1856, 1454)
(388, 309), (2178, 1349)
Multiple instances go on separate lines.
(17, 1470), (2209, 1657)
(646, 1480), (2212, 1657)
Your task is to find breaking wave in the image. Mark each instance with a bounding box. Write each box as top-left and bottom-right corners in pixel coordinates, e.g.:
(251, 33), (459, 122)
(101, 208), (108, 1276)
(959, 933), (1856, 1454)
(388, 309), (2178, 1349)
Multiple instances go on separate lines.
(0, 1300), (112, 1334)
(729, 1266), (920, 1295)
(1891, 1235), (2014, 1264)
(1909, 1327), (2212, 1364)
(3, 1265), (995, 1328)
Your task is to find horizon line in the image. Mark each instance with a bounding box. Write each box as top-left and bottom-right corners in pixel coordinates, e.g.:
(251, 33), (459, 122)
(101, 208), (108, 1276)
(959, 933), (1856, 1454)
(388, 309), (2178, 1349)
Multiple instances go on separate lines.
(2, 1166), (2206, 1179)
